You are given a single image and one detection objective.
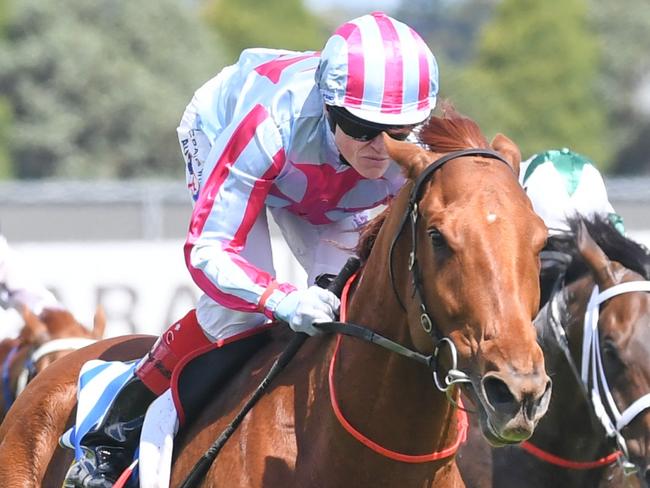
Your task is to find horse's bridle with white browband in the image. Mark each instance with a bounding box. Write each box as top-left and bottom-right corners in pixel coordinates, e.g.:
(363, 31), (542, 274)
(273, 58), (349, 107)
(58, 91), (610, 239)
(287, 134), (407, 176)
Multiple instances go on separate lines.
(544, 279), (650, 475)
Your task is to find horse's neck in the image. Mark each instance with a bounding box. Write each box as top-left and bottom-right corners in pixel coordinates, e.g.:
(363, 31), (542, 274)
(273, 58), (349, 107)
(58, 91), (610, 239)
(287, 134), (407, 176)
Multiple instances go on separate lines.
(349, 188), (413, 335)
(317, 196), (459, 469)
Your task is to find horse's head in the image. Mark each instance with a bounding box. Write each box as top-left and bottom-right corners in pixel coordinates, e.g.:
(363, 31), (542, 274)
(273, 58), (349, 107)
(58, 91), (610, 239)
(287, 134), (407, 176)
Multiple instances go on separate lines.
(384, 108), (551, 445)
(18, 305), (105, 372)
(573, 219), (650, 482)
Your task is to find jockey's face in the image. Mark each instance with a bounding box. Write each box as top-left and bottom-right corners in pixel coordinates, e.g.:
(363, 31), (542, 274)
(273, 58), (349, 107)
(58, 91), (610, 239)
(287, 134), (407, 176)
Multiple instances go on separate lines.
(334, 126), (394, 179)
(328, 105), (412, 179)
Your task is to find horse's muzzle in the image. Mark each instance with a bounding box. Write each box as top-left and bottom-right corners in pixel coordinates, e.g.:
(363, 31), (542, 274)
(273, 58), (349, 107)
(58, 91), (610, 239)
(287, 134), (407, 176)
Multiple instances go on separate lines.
(477, 371), (552, 444)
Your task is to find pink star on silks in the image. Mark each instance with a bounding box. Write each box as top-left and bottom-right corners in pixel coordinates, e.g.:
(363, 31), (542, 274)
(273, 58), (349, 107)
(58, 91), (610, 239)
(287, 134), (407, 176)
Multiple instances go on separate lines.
(270, 162), (365, 225)
(255, 53), (319, 84)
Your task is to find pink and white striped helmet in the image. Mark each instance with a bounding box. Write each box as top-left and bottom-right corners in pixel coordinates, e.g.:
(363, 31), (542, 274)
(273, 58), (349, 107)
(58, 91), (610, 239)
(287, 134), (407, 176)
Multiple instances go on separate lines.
(316, 11), (438, 126)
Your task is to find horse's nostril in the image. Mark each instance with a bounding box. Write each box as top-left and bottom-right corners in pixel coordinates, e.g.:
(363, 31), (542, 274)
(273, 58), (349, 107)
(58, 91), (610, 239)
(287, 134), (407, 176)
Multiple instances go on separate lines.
(527, 378), (552, 418)
(483, 376), (516, 408)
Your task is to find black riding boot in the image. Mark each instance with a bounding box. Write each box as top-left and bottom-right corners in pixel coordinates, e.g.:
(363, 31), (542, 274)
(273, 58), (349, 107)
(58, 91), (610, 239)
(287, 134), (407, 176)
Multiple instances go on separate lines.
(64, 310), (211, 487)
(63, 376), (157, 488)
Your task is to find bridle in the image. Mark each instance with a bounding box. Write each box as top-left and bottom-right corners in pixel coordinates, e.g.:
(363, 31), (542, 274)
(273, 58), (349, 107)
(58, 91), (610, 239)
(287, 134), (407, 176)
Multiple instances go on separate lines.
(180, 149), (519, 485)
(16, 337), (97, 393)
(386, 148), (514, 395)
(536, 278), (650, 475)
(2, 336), (96, 410)
(582, 282), (650, 471)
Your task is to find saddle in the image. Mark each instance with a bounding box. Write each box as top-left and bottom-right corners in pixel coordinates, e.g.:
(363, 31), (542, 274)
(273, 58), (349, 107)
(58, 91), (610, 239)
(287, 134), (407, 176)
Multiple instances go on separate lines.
(171, 329), (271, 425)
(63, 330), (272, 488)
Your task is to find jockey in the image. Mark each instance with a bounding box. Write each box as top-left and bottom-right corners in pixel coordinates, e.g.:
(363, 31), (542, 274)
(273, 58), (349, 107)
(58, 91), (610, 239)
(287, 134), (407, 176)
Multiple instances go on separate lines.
(520, 148), (624, 235)
(64, 12), (439, 487)
(0, 234), (62, 315)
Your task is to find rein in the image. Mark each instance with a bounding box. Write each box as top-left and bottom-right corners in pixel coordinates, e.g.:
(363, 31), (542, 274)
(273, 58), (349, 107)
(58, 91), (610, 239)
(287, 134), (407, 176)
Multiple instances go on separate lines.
(523, 280), (650, 473)
(181, 149), (513, 486)
(520, 441), (622, 470)
(327, 271), (468, 463)
(178, 257), (362, 488)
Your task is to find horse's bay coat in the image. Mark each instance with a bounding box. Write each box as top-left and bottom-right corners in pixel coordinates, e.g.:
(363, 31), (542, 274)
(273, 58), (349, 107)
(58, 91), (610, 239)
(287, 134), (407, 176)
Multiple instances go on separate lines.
(0, 109), (551, 488)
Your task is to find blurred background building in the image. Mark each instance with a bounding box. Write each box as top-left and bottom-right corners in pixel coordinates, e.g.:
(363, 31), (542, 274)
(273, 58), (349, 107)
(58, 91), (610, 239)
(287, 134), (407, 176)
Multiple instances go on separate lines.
(0, 0), (648, 336)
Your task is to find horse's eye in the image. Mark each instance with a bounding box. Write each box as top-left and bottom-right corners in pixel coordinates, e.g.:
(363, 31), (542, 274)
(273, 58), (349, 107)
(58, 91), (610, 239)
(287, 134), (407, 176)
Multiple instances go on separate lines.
(428, 227), (446, 248)
(602, 340), (623, 372)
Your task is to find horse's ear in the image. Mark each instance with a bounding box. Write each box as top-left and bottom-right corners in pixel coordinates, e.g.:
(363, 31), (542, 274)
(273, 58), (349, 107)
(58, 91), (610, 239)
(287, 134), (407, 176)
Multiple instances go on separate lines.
(490, 133), (521, 176)
(92, 305), (106, 340)
(576, 220), (617, 289)
(19, 305), (49, 344)
(383, 134), (435, 179)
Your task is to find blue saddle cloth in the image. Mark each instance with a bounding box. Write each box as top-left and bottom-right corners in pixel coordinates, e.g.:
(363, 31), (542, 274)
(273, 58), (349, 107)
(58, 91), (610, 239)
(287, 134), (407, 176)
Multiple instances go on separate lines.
(60, 359), (137, 460)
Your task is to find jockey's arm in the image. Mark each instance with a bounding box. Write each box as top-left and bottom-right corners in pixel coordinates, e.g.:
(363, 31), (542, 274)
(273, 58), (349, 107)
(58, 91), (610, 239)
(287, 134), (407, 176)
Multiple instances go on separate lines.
(184, 105), (297, 320)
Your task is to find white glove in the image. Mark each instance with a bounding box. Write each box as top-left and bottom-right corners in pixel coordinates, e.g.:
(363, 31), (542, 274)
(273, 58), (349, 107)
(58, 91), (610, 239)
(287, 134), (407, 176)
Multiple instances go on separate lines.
(273, 286), (340, 336)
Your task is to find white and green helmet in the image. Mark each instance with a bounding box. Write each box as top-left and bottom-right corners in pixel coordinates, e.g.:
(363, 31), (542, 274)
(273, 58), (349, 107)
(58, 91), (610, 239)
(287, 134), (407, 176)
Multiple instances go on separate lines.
(521, 148), (624, 234)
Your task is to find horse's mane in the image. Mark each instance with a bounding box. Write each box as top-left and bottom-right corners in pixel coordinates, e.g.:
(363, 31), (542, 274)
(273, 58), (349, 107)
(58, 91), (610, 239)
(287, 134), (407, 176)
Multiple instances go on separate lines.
(542, 215), (650, 292)
(355, 104), (488, 262)
(418, 102), (489, 152)
(356, 206), (390, 262)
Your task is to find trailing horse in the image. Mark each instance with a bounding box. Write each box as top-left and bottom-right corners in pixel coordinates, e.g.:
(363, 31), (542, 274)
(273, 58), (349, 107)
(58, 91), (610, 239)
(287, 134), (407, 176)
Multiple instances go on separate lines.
(458, 216), (650, 488)
(0, 108), (551, 487)
(0, 306), (105, 421)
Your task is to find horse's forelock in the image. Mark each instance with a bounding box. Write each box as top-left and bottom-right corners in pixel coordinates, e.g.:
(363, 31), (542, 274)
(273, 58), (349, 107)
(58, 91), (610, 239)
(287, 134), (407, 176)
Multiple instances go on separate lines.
(418, 103), (489, 152)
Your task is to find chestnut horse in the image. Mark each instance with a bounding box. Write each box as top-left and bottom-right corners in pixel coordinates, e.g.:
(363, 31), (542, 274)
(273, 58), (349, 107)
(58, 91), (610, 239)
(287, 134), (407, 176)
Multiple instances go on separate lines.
(0, 306), (105, 421)
(458, 217), (650, 488)
(0, 109), (551, 487)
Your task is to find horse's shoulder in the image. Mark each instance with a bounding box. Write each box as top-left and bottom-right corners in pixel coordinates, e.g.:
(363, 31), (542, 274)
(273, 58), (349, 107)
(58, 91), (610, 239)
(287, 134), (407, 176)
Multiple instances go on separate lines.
(244, 326), (331, 374)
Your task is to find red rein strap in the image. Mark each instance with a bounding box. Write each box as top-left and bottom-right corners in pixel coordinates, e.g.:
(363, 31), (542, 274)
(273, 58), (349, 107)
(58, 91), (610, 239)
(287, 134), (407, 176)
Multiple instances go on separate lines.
(520, 441), (622, 470)
(328, 271), (469, 463)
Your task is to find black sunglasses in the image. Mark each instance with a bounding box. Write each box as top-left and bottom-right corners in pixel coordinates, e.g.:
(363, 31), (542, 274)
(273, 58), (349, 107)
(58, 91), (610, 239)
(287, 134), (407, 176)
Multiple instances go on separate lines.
(327, 106), (413, 142)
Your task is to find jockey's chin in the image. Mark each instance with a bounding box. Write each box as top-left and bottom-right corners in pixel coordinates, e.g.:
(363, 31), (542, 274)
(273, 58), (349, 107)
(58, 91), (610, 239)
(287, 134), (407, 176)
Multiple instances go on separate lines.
(335, 128), (392, 180)
(351, 155), (391, 179)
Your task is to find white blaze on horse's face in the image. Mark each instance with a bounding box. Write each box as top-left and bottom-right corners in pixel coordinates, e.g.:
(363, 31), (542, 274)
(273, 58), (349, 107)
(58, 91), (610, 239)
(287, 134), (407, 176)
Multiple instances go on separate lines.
(487, 213), (497, 224)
